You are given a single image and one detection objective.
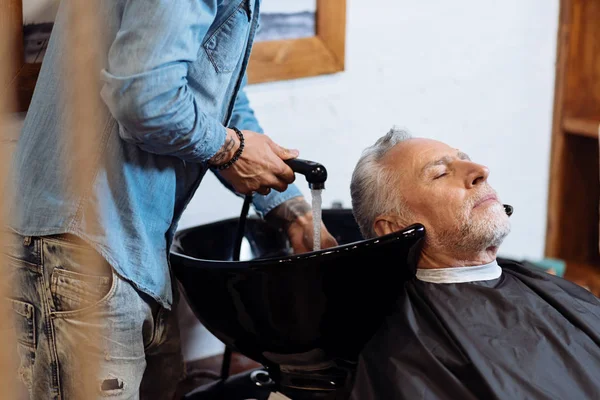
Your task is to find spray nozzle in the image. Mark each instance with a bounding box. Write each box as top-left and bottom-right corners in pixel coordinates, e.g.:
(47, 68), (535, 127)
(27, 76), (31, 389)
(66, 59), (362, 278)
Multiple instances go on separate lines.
(284, 158), (327, 190)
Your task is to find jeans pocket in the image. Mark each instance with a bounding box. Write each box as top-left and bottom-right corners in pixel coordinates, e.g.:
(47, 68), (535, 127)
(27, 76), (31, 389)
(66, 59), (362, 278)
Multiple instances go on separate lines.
(204, 0), (251, 73)
(50, 268), (114, 314)
(7, 298), (36, 391)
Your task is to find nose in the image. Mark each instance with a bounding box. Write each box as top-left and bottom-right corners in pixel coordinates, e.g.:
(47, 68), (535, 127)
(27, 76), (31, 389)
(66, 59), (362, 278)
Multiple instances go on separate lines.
(463, 162), (489, 188)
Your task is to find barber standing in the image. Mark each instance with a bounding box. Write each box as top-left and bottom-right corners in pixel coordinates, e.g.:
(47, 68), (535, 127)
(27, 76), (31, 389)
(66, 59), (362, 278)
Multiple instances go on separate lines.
(5, 0), (337, 398)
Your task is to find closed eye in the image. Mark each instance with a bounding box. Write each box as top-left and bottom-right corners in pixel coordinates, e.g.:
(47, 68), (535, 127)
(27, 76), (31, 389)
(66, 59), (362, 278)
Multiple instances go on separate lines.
(434, 172), (448, 180)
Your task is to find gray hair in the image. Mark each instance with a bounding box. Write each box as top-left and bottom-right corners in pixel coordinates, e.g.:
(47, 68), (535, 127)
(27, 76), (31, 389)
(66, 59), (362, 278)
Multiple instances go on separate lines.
(350, 126), (413, 238)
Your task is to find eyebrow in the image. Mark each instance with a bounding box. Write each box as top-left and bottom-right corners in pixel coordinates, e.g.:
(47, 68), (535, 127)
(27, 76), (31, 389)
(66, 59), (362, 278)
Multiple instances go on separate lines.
(420, 151), (471, 175)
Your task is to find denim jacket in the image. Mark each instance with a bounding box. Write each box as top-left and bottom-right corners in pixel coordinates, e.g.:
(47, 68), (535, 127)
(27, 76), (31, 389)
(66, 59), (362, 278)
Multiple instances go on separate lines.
(8, 0), (302, 309)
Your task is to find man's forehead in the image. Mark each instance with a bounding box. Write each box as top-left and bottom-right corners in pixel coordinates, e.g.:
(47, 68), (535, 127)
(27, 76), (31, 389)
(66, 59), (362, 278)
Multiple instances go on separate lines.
(385, 138), (467, 167)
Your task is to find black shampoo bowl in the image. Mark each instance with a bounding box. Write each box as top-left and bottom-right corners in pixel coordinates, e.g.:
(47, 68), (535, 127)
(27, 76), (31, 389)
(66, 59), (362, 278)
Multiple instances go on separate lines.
(170, 209), (425, 398)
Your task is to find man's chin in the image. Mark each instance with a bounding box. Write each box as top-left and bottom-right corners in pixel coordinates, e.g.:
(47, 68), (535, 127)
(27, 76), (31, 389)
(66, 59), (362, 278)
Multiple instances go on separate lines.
(484, 215), (511, 247)
(456, 208), (511, 251)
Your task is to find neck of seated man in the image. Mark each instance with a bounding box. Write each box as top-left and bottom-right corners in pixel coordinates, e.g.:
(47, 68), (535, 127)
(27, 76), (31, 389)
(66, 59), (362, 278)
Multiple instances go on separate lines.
(415, 243), (503, 284)
(418, 243), (499, 270)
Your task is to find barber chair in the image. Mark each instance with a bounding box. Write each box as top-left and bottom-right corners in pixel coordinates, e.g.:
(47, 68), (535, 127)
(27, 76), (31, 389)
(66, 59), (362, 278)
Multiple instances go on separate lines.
(170, 208), (426, 399)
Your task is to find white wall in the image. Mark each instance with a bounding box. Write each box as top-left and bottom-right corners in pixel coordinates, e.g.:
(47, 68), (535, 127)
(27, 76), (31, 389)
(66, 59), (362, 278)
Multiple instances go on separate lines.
(179, 0), (560, 359)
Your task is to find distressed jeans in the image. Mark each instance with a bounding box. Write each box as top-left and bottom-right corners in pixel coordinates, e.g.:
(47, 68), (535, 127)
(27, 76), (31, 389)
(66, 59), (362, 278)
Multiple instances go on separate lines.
(1, 232), (184, 399)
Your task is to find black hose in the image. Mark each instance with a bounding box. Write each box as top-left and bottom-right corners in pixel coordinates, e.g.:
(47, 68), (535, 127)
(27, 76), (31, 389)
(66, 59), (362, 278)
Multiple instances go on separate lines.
(220, 193), (253, 385)
(220, 346), (233, 382)
(233, 194), (253, 262)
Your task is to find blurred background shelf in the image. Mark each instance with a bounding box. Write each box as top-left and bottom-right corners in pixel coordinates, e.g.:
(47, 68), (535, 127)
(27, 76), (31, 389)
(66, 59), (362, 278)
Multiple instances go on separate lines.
(546, 0), (600, 289)
(563, 117), (599, 139)
(563, 261), (600, 297)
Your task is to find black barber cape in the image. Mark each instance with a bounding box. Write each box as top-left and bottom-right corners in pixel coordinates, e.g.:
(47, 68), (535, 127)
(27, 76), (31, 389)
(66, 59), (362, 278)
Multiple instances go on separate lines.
(350, 259), (600, 400)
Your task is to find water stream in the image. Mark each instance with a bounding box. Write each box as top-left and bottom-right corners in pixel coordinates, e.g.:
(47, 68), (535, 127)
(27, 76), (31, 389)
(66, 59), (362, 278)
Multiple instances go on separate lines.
(311, 189), (322, 251)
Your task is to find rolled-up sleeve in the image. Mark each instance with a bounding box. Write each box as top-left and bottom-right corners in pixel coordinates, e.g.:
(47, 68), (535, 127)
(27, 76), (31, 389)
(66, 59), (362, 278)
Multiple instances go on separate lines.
(100, 0), (226, 163)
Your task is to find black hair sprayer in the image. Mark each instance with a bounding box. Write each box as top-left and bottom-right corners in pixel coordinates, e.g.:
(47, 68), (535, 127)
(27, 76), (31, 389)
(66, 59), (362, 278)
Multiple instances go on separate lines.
(284, 158), (328, 190)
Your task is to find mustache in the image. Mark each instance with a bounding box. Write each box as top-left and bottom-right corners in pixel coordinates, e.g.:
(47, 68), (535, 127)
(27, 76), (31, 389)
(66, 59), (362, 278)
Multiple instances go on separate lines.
(468, 187), (499, 209)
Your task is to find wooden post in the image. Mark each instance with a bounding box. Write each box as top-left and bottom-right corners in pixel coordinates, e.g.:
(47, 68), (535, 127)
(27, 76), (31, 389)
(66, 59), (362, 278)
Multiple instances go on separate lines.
(61, 0), (106, 396)
(0, 1), (23, 398)
(2, 0), (106, 397)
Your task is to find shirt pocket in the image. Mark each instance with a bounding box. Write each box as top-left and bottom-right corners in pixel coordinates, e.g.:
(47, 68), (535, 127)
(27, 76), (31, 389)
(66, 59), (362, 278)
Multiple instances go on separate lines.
(204, 0), (252, 74)
(6, 298), (36, 391)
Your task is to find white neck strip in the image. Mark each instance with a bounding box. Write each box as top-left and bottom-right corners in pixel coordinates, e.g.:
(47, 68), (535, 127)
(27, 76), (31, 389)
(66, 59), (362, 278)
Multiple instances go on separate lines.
(416, 260), (501, 284)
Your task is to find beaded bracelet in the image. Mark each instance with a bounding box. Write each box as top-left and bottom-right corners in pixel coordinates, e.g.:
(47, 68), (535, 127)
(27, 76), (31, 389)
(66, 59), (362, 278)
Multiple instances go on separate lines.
(216, 127), (245, 170)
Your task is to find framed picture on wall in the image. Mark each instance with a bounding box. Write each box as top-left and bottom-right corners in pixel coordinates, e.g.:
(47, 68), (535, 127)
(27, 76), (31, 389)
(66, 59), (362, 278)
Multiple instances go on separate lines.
(248, 0), (346, 84)
(8, 0), (346, 111)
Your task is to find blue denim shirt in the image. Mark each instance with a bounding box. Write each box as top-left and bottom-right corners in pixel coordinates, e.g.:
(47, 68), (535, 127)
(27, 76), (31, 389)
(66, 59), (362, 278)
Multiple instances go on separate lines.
(8, 0), (302, 309)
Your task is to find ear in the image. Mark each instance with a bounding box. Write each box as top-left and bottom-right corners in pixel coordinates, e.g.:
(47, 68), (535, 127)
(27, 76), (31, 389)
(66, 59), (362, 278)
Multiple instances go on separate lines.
(373, 216), (403, 237)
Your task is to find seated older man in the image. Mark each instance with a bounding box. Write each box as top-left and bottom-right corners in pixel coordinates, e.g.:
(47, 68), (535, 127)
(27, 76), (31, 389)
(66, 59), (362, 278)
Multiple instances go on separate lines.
(348, 127), (600, 400)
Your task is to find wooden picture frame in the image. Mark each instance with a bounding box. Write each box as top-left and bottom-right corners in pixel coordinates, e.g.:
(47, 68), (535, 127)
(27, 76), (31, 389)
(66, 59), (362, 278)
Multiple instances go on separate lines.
(4, 0), (346, 113)
(248, 0), (346, 84)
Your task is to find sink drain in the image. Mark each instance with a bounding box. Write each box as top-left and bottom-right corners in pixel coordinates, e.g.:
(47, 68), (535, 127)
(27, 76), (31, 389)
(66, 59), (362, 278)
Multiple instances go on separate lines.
(250, 370), (274, 387)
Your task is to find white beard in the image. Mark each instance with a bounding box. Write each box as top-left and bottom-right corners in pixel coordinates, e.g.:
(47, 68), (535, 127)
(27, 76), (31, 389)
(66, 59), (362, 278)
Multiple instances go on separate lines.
(432, 201), (511, 254)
